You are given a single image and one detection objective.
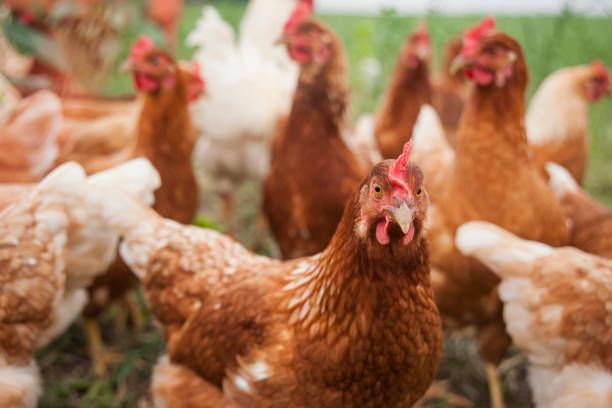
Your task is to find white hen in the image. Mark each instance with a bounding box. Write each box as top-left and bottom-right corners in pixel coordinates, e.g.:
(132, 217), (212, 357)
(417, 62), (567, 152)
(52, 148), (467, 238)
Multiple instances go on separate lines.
(0, 159), (159, 407)
(187, 0), (299, 231)
(456, 221), (612, 408)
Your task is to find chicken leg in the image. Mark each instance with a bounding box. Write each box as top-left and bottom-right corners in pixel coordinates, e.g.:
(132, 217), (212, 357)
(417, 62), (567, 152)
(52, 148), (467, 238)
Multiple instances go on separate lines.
(112, 291), (144, 335)
(84, 318), (123, 376)
(220, 191), (236, 238)
(485, 363), (505, 408)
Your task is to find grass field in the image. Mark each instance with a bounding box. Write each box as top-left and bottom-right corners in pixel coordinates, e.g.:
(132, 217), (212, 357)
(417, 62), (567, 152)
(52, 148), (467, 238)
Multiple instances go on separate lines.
(37, 1), (612, 407)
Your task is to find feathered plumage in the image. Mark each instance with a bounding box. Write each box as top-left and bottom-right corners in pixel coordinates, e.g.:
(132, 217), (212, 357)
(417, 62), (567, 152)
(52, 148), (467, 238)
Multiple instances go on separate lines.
(0, 158), (159, 407)
(456, 221), (612, 408)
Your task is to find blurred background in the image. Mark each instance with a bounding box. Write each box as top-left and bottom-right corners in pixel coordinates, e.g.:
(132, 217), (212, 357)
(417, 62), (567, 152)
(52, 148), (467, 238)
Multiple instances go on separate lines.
(1, 0), (611, 406)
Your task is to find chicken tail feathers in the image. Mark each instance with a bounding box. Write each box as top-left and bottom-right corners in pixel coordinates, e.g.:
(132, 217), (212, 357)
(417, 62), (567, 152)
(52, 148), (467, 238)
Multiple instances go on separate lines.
(455, 221), (553, 279)
(88, 157), (161, 206)
(546, 162), (578, 199)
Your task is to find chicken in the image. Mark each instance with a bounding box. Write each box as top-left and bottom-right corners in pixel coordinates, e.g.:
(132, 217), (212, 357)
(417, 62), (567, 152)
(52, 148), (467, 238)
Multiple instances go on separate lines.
(374, 21), (432, 159)
(410, 104), (453, 201)
(425, 17), (569, 408)
(431, 37), (468, 141)
(4, 0), (125, 96)
(56, 35), (202, 220)
(546, 162), (612, 258)
(55, 35), (204, 375)
(101, 142), (441, 407)
(456, 221), (612, 408)
(526, 61), (610, 184)
(188, 1), (300, 235)
(54, 96), (141, 178)
(263, 10), (364, 259)
(54, 100), (141, 175)
(0, 90), (62, 183)
(0, 158), (160, 408)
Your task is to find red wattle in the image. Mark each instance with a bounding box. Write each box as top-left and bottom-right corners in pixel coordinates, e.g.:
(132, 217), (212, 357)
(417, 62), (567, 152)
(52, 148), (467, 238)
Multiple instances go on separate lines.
(376, 218), (391, 245)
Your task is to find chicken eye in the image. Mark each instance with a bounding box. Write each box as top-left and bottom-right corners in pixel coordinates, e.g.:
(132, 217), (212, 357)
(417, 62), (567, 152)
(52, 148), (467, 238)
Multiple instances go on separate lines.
(373, 184), (383, 198)
(416, 188), (423, 197)
(149, 55), (161, 66)
(484, 47), (496, 55)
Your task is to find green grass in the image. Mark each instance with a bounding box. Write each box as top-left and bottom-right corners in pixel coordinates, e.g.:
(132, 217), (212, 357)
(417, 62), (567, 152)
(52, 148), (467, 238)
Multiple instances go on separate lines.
(39, 1), (612, 407)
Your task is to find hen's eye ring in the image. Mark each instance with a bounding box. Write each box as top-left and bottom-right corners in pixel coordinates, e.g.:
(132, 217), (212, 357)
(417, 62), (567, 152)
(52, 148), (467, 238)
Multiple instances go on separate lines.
(373, 184), (383, 197)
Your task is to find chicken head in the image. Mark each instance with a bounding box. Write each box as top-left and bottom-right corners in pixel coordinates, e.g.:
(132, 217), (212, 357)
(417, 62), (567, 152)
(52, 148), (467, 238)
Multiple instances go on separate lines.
(279, 1), (334, 67)
(356, 142), (428, 247)
(400, 20), (432, 69)
(582, 60), (610, 101)
(450, 17), (523, 88)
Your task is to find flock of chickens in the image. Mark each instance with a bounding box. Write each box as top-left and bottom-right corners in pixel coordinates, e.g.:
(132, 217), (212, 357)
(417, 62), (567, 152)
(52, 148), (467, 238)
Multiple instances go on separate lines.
(0, 0), (611, 407)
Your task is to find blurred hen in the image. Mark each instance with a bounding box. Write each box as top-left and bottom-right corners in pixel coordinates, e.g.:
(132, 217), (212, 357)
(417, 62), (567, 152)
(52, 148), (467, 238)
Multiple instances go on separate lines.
(370, 22), (433, 159)
(424, 17), (569, 408)
(263, 3), (364, 259)
(0, 159), (159, 408)
(54, 36), (204, 375)
(188, 0), (301, 234)
(457, 222), (612, 408)
(527, 61), (610, 184)
(0, 90), (62, 183)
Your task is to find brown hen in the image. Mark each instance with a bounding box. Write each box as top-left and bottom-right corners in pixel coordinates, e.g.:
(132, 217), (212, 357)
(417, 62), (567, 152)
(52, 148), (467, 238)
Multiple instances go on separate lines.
(55, 35), (203, 375)
(375, 22), (432, 159)
(263, 7), (364, 259)
(526, 61), (610, 184)
(425, 17), (569, 408)
(0, 90), (62, 183)
(103, 142), (441, 407)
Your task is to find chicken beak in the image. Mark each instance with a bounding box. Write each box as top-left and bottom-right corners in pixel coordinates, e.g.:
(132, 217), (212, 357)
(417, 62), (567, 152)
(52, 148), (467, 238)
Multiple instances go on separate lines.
(387, 202), (414, 234)
(416, 44), (431, 61)
(449, 54), (469, 75)
(275, 33), (290, 46)
(120, 59), (134, 73)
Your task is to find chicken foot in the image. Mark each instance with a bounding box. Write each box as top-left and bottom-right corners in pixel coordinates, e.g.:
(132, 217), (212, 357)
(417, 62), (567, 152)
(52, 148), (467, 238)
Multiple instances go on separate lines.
(85, 318), (123, 376)
(220, 191), (236, 238)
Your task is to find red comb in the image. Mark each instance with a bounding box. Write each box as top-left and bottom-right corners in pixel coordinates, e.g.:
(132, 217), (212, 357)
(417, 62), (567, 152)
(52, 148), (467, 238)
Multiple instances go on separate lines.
(591, 60), (609, 84)
(461, 16), (496, 57)
(416, 20), (429, 38)
(389, 142), (412, 186)
(283, 0), (314, 34)
(130, 35), (155, 62)
(189, 62), (205, 101)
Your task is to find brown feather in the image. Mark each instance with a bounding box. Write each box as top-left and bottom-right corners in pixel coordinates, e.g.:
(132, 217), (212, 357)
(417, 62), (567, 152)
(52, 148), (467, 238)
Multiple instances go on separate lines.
(263, 20), (364, 259)
(375, 41), (432, 159)
(428, 32), (569, 365)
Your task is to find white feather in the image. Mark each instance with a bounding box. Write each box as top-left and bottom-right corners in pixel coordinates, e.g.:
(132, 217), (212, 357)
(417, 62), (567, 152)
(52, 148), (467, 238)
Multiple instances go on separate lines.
(0, 361), (41, 408)
(188, 3), (298, 194)
(546, 162), (579, 199)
